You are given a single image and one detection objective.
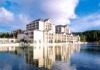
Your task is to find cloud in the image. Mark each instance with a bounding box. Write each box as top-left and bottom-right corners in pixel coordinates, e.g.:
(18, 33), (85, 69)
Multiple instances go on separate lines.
(0, 7), (14, 24)
(18, 14), (31, 24)
(41, 0), (79, 25)
(69, 13), (100, 32)
(0, 0), (79, 31)
(0, 7), (31, 31)
(12, 14), (31, 30)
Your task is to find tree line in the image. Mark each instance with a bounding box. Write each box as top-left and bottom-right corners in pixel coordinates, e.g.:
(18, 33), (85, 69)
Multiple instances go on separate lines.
(0, 29), (23, 38)
(0, 32), (13, 38)
(0, 30), (100, 42)
(73, 30), (100, 42)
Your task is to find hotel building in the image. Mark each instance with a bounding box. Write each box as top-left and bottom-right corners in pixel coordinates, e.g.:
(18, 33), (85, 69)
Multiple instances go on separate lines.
(18, 18), (80, 43)
(18, 19), (55, 43)
(55, 25), (70, 34)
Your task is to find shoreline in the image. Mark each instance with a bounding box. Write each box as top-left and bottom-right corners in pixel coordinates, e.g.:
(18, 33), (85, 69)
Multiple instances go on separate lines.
(0, 42), (81, 47)
(80, 42), (100, 45)
(0, 42), (81, 52)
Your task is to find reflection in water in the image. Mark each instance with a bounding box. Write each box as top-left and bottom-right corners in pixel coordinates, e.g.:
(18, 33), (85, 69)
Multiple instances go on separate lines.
(70, 44), (100, 70)
(81, 44), (100, 54)
(15, 44), (80, 70)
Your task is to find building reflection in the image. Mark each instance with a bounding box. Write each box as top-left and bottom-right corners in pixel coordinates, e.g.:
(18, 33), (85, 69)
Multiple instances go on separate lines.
(15, 44), (80, 69)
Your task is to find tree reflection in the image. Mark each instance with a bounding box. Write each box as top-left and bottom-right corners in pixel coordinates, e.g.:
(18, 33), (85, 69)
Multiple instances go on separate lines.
(81, 45), (100, 54)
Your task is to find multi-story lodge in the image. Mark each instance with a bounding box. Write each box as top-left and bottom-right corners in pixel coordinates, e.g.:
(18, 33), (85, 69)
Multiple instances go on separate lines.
(18, 18), (80, 43)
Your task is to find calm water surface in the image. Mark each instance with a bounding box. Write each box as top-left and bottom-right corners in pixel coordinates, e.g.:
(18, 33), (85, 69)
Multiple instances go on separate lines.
(71, 44), (100, 70)
(0, 44), (100, 70)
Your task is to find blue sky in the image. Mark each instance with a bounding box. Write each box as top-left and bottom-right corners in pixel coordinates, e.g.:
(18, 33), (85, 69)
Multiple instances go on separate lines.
(0, 0), (100, 32)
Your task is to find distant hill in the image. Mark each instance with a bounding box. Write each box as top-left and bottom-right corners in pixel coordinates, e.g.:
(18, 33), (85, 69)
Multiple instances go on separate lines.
(73, 30), (100, 42)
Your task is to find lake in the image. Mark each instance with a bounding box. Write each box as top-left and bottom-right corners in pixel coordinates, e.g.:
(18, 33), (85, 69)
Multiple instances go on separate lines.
(0, 44), (100, 70)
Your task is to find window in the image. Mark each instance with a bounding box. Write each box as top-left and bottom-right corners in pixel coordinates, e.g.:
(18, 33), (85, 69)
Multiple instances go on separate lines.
(39, 46), (41, 49)
(46, 25), (48, 27)
(34, 41), (36, 43)
(49, 37), (51, 39)
(45, 33), (47, 35)
(39, 40), (41, 43)
(31, 32), (33, 34)
(49, 46), (53, 55)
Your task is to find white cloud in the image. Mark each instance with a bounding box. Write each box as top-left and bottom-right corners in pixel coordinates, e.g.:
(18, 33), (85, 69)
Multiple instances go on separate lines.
(9, 14), (31, 30)
(19, 14), (31, 24)
(70, 13), (100, 32)
(0, 0), (79, 31)
(0, 7), (14, 23)
(0, 7), (31, 31)
(17, 14), (31, 29)
(41, 0), (79, 25)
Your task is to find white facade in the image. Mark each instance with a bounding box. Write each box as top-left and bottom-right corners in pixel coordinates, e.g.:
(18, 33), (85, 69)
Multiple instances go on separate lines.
(33, 30), (44, 44)
(52, 24), (55, 33)
(0, 38), (16, 43)
(18, 18), (80, 43)
(39, 21), (44, 31)
(61, 27), (64, 32)
(43, 30), (55, 43)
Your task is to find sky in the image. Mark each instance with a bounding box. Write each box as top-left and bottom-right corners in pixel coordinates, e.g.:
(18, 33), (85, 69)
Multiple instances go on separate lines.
(0, 0), (100, 32)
